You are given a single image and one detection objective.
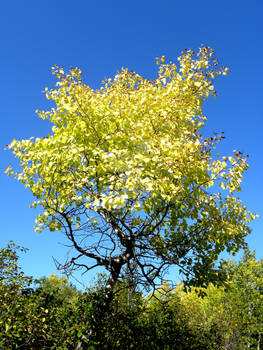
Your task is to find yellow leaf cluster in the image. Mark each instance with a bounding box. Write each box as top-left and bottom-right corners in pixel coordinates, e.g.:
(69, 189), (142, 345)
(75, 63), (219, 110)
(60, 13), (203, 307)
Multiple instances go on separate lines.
(6, 47), (254, 260)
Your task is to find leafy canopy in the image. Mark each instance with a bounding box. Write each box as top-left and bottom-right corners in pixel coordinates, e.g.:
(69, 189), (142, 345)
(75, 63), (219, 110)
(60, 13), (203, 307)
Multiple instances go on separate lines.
(6, 46), (256, 290)
(0, 241), (32, 291)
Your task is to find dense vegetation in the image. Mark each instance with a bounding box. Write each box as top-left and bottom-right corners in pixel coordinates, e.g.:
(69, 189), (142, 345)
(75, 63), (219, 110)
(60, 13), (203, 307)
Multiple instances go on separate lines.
(1, 242), (262, 349)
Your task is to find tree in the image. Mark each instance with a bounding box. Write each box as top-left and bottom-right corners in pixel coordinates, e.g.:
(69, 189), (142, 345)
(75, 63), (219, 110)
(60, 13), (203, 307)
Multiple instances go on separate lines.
(0, 241), (32, 292)
(222, 250), (263, 349)
(0, 242), (35, 348)
(36, 274), (79, 307)
(171, 251), (263, 349)
(6, 46), (256, 302)
(0, 242), (32, 337)
(0, 244), (83, 349)
(144, 283), (222, 350)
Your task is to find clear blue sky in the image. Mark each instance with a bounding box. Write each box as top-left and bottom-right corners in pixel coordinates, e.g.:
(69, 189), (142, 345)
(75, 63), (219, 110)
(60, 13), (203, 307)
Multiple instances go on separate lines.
(1, 0), (262, 287)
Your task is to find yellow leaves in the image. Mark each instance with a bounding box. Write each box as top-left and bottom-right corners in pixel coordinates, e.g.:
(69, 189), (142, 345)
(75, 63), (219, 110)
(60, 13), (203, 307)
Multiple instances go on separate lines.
(219, 182), (227, 190)
(5, 46), (255, 253)
(160, 55), (166, 63)
(223, 67), (230, 76)
(134, 202), (141, 211)
(194, 81), (202, 88)
(4, 166), (12, 176)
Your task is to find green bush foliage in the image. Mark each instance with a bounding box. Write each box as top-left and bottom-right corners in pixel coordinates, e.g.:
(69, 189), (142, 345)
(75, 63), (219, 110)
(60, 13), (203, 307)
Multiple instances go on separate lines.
(1, 243), (262, 349)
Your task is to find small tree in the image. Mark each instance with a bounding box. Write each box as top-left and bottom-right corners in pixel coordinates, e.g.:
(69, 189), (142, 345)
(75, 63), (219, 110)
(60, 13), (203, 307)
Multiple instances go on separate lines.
(0, 241), (32, 292)
(222, 250), (263, 349)
(6, 47), (255, 301)
(0, 242), (33, 348)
